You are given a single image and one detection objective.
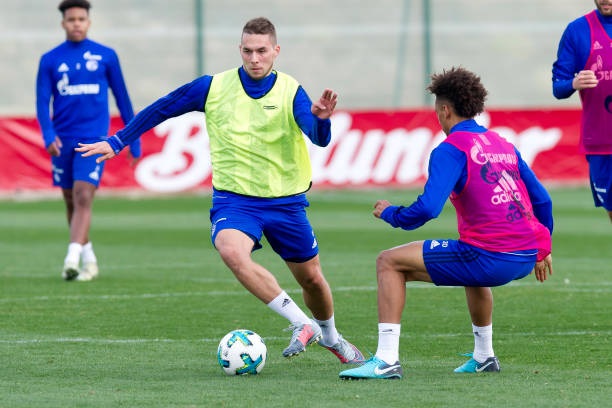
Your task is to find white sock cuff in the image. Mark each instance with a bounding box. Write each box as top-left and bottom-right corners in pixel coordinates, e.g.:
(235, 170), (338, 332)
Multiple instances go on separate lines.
(472, 323), (493, 335)
(267, 291), (310, 325)
(378, 323), (401, 336)
(267, 290), (289, 308)
(312, 314), (334, 327)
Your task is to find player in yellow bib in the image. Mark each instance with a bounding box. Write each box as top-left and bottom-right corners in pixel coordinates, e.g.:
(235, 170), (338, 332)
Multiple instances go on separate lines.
(77, 17), (364, 364)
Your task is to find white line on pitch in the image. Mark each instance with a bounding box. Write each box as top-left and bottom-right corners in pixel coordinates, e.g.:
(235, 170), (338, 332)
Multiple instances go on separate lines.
(2, 330), (610, 345)
(1, 281), (610, 303)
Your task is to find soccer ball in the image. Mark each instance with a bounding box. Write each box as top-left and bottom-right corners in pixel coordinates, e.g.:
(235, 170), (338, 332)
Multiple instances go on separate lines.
(217, 329), (267, 376)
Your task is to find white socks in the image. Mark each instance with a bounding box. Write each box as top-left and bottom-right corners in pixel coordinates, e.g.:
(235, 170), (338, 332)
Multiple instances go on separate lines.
(81, 241), (97, 264)
(267, 292), (341, 346)
(267, 291), (311, 326)
(472, 323), (494, 363)
(375, 323), (401, 364)
(65, 242), (97, 265)
(372, 323), (494, 364)
(64, 242), (82, 265)
(313, 315), (339, 347)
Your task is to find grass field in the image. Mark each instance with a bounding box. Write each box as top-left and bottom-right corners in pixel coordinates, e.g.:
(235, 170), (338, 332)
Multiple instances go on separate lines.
(0, 187), (610, 407)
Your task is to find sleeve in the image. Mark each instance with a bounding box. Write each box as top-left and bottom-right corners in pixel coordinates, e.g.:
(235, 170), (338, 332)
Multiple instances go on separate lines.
(35, 55), (56, 147)
(552, 18), (589, 100)
(516, 148), (554, 233)
(380, 143), (465, 230)
(106, 49), (142, 157)
(112, 75), (212, 150)
(293, 86), (331, 147)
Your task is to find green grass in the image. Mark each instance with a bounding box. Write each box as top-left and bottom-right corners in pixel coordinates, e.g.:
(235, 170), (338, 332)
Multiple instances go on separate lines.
(0, 187), (610, 407)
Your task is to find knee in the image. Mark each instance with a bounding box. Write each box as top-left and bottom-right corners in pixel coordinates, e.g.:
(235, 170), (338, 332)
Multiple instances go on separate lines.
(294, 263), (328, 291)
(73, 190), (94, 208)
(302, 271), (327, 290)
(217, 245), (245, 271)
(376, 249), (395, 276)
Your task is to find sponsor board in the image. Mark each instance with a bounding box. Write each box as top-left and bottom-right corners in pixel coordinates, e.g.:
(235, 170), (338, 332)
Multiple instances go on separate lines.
(0, 108), (586, 193)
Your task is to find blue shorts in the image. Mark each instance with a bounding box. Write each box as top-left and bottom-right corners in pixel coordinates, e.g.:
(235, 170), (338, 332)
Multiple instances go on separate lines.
(52, 137), (106, 189)
(423, 239), (536, 287)
(586, 154), (612, 210)
(209, 190), (318, 263)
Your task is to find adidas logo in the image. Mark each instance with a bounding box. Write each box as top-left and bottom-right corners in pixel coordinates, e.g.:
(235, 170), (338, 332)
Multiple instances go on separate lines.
(430, 240), (440, 249)
(88, 165), (100, 181)
(594, 41), (603, 50)
(281, 298), (291, 307)
(58, 63), (69, 72)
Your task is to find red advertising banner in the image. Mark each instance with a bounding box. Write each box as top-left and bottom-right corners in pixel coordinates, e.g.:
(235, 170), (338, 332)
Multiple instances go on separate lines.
(0, 108), (587, 194)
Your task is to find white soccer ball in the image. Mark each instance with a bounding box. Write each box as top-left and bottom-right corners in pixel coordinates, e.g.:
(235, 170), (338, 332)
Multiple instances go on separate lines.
(217, 329), (267, 376)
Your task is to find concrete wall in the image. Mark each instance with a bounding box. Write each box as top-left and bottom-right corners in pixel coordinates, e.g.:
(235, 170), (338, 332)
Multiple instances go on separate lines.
(0, 0), (590, 115)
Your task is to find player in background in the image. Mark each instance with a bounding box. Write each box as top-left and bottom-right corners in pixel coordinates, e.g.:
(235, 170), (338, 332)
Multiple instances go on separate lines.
(75, 17), (364, 364)
(552, 0), (612, 222)
(36, 0), (141, 281)
(339, 67), (553, 380)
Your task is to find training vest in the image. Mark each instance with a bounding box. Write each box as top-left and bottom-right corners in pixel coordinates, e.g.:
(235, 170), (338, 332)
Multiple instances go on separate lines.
(204, 69), (311, 197)
(445, 130), (551, 259)
(579, 10), (612, 154)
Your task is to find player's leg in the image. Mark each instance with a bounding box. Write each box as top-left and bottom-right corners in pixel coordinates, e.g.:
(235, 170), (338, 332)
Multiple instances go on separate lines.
(285, 256), (363, 363)
(464, 286), (493, 327)
(286, 255), (332, 321)
(61, 188), (74, 225)
(210, 199), (316, 357)
(453, 286), (501, 373)
(71, 181), (98, 281)
(376, 240), (430, 322)
(214, 229), (318, 355)
(71, 139), (104, 281)
(586, 154), (612, 222)
(214, 228), (284, 303)
(260, 201), (362, 362)
(340, 241), (428, 379)
(60, 187), (81, 280)
(69, 180), (96, 244)
(52, 142), (80, 280)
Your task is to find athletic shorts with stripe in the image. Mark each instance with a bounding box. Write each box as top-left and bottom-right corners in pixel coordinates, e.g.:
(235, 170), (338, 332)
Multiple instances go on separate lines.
(423, 239), (536, 287)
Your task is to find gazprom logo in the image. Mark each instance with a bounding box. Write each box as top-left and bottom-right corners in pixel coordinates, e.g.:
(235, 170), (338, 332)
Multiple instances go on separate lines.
(57, 73), (100, 96)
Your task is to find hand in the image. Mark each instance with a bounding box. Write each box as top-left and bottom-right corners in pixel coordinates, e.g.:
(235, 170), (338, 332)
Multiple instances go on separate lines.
(572, 70), (598, 90)
(128, 150), (141, 167)
(46, 137), (62, 157)
(311, 88), (338, 119)
(533, 254), (553, 283)
(373, 200), (392, 219)
(75, 141), (116, 163)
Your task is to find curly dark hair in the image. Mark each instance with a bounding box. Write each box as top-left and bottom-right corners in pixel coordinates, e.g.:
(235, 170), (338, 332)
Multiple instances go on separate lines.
(58, 0), (91, 15)
(242, 17), (277, 43)
(426, 67), (488, 118)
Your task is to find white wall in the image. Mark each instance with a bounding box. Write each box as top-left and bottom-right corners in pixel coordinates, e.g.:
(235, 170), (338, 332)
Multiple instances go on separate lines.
(0, 0), (590, 114)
